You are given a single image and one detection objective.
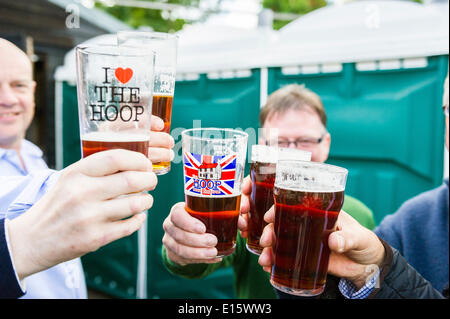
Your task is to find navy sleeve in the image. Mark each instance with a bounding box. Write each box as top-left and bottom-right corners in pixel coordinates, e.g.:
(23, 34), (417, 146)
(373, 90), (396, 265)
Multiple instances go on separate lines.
(0, 218), (25, 298)
(373, 212), (404, 254)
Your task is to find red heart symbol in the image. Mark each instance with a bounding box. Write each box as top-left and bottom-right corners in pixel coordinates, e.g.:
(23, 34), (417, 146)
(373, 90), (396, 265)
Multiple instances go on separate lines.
(115, 67), (133, 84)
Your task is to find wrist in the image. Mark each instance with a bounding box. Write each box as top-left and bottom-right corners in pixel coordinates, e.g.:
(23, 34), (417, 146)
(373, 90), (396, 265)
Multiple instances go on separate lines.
(350, 239), (386, 290)
(8, 215), (41, 280)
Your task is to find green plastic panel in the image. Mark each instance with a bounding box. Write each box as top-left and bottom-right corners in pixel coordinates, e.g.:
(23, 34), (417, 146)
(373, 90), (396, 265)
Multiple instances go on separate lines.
(268, 56), (448, 224)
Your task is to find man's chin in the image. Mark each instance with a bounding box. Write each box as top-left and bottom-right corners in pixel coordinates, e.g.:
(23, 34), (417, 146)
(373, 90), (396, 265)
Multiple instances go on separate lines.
(0, 130), (24, 149)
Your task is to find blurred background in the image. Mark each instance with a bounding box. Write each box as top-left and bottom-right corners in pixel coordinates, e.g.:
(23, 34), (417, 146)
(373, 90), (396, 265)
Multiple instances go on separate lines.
(0, 0), (448, 299)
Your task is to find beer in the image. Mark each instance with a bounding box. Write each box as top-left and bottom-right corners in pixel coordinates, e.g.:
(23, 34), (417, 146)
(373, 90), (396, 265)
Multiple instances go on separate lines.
(247, 161), (276, 255)
(81, 132), (149, 158)
(152, 94), (173, 174)
(271, 186), (344, 296)
(185, 194), (241, 257)
(247, 146), (311, 255)
(182, 128), (248, 258)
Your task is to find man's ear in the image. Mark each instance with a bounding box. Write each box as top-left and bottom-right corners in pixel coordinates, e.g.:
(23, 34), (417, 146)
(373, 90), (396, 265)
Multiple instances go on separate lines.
(320, 132), (331, 162)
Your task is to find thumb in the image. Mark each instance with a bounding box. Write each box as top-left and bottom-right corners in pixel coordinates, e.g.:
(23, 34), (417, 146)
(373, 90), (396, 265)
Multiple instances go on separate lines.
(328, 230), (357, 254)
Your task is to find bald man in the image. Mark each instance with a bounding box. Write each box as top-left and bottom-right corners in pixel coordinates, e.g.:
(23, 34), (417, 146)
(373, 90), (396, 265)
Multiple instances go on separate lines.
(0, 38), (88, 298)
(0, 38), (174, 298)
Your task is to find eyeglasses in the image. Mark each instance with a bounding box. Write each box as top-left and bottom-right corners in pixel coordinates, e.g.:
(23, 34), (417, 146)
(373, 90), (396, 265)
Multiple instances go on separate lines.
(266, 134), (326, 149)
(444, 104), (449, 117)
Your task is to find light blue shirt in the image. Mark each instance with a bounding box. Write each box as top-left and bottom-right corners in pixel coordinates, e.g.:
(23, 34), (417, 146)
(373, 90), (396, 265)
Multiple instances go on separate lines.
(0, 140), (87, 299)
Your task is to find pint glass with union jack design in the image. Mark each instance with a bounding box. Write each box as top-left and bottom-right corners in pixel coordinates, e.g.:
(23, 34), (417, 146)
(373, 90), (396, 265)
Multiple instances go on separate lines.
(182, 128), (248, 257)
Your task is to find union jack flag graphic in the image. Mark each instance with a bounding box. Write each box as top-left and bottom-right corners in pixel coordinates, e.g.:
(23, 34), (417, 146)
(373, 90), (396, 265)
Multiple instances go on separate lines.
(184, 152), (237, 196)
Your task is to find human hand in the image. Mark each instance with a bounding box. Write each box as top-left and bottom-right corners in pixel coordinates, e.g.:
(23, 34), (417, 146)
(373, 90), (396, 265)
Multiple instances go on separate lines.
(238, 175), (252, 239)
(8, 149), (157, 280)
(148, 115), (175, 165)
(258, 209), (385, 289)
(162, 202), (223, 266)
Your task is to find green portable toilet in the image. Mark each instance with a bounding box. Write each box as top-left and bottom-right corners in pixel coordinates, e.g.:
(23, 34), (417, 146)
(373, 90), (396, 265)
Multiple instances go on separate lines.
(265, 0), (449, 224)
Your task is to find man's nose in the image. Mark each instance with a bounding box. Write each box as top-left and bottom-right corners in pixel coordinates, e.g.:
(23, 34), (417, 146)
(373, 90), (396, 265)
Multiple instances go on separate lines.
(0, 84), (20, 107)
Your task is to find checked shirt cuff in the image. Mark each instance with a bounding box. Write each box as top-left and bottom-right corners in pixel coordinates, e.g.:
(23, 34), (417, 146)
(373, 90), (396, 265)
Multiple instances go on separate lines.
(338, 270), (380, 299)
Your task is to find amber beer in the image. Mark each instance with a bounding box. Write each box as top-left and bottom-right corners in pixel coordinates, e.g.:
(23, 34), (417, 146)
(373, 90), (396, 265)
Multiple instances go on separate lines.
(247, 146), (311, 255)
(81, 132), (149, 158)
(152, 94), (173, 174)
(271, 187), (344, 295)
(185, 194), (241, 256)
(270, 160), (347, 296)
(247, 161), (276, 255)
(182, 128), (248, 258)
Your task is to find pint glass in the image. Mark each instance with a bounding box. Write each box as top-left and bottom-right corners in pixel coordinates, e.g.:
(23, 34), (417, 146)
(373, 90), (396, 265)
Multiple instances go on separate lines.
(76, 44), (155, 158)
(270, 160), (348, 296)
(118, 31), (178, 175)
(247, 146), (311, 255)
(182, 128), (248, 257)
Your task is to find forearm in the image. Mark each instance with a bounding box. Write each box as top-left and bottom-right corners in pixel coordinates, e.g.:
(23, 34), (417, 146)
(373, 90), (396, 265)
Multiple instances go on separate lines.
(6, 214), (43, 281)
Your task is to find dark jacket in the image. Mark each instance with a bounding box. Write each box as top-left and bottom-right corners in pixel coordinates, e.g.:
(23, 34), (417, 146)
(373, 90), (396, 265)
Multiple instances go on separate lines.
(0, 218), (25, 298)
(367, 238), (446, 299)
(276, 238), (448, 299)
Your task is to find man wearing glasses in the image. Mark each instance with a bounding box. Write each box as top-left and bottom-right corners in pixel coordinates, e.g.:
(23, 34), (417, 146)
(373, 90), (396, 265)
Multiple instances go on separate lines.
(259, 76), (449, 299)
(259, 84), (331, 163)
(161, 84), (375, 298)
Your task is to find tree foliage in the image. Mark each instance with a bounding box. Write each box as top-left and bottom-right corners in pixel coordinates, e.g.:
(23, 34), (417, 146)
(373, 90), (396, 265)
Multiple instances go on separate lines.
(262, 0), (327, 29)
(96, 0), (201, 32)
(97, 0), (426, 32)
(262, 0), (423, 30)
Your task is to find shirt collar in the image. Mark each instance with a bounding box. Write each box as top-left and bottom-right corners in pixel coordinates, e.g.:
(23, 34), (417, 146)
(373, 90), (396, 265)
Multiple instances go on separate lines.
(0, 139), (43, 159)
(20, 139), (43, 158)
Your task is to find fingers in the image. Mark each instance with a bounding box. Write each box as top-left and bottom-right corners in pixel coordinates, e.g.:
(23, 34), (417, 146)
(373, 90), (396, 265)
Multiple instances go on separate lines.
(96, 170), (157, 200)
(238, 214), (248, 238)
(162, 202), (223, 264)
(167, 202), (206, 233)
(150, 115), (165, 131)
(100, 213), (147, 248)
(76, 149), (152, 177)
(263, 205), (275, 224)
(165, 244), (222, 266)
(328, 210), (361, 253)
(148, 147), (174, 164)
(259, 222), (274, 248)
(328, 231), (357, 254)
(163, 233), (219, 262)
(241, 176), (252, 196)
(100, 193), (154, 221)
(240, 191), (250, 215)
(149, 131), (175, 148)
(239, 176), (251, 237)
(258, 211), (276, 272)
(258, 247), (273, 273)
(163, 215), (217, 249)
